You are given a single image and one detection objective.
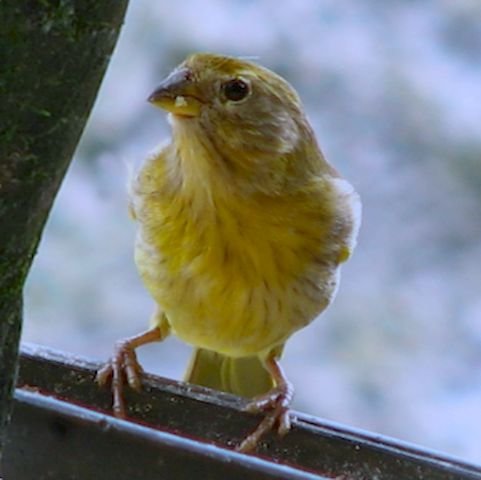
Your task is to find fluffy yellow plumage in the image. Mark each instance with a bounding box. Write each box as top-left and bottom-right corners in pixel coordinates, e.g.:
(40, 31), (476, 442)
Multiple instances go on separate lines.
(98, 53), (361, 451)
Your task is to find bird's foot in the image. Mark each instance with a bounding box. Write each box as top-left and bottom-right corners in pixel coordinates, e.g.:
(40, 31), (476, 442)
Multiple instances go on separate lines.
(237, 382), (293, 453)
(96, 326), (163, 418)
(96, 339), (144, 418)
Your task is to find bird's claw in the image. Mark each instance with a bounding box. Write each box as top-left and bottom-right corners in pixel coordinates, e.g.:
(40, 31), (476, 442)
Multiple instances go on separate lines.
(237, 384), (293, 452)
(244, 384), (292, 413)
(95, 341), (144, 418)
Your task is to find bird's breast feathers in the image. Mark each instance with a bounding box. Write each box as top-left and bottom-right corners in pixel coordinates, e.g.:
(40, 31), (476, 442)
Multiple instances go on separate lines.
(131, 147), (360, 357)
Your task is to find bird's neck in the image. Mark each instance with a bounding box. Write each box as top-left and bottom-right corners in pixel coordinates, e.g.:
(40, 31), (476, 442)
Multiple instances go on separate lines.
(167, 119), (230, 207)
(167, 116), (336, 207)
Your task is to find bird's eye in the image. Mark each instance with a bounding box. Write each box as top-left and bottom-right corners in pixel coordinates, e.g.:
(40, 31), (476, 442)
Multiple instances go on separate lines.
(222, 79), (250, 102)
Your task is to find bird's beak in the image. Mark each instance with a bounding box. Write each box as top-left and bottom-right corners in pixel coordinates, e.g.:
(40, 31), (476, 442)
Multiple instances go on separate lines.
(148, 67), (202, 118)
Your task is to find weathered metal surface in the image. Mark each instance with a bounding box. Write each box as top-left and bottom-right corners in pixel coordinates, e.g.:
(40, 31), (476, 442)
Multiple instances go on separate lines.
(4, 390), (323, 480)
(2, 343), (481, 480)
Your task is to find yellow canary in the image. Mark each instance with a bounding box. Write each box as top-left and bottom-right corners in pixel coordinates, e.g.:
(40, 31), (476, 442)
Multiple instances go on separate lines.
(97, 53), (361, 452)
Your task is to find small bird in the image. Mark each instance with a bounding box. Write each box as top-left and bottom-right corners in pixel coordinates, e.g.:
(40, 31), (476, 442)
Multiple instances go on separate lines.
(97, 53), (361, 452)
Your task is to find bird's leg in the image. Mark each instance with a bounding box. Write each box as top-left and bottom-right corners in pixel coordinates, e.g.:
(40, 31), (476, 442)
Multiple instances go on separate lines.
(238, 354), (293, 452)
(96, 312), (170, 418)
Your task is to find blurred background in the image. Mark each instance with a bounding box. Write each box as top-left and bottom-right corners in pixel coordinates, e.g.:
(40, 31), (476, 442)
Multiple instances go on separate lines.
(22, 0), (481, 463)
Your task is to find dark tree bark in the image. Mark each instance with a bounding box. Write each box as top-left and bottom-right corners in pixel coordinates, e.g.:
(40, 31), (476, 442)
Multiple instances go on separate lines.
(0, 0), (128, 459)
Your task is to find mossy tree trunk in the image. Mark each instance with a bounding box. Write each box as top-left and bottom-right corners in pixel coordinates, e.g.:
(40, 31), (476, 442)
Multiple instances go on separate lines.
(0, 0), (128, 460)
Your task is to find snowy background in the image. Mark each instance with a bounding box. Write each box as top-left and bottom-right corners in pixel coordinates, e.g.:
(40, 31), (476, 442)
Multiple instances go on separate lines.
(22, 0), (481, 463)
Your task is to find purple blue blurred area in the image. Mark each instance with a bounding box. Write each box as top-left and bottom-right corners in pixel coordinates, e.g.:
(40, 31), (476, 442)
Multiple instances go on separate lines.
(23, 0), (481, 462)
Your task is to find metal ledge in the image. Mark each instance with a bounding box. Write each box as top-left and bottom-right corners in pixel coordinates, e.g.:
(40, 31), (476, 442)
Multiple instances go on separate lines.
(2, 343), (481, 479)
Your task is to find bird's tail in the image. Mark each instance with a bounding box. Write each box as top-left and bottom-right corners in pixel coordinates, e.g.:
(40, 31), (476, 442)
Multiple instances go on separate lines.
(184, 348), (274, 398)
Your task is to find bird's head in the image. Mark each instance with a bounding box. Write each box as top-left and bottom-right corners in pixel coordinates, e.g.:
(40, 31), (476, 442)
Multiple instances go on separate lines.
(148, 53), (326, 192)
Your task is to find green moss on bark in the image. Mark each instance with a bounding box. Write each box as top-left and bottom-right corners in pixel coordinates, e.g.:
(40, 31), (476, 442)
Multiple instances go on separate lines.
(0, 0), (128, 460)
